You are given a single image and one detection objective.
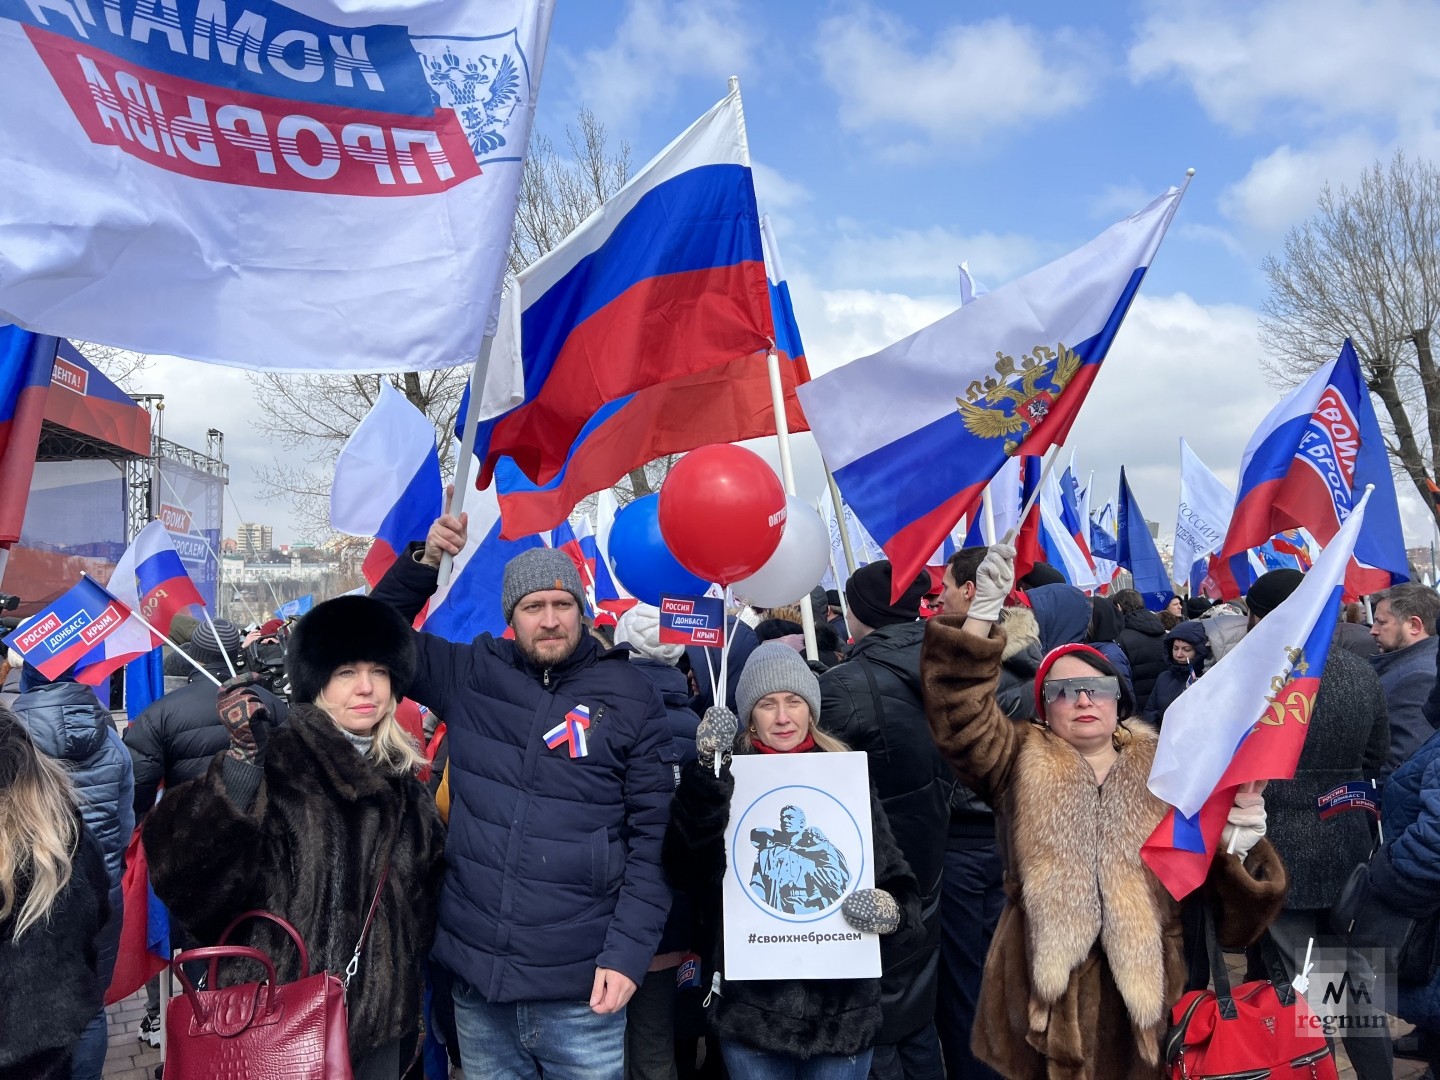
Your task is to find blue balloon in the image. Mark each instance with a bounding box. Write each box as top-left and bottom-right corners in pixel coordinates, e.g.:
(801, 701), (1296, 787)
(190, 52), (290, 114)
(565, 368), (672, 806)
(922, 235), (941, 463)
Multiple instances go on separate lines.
(608, 494), (709, 606)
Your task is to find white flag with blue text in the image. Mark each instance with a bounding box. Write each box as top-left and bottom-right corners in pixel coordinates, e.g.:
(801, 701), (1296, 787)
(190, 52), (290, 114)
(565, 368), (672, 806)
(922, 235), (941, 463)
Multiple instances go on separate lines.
(0, 0), (553, 373)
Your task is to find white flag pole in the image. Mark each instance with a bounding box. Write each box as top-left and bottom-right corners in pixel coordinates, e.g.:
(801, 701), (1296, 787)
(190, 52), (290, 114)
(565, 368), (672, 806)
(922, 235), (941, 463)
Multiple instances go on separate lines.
(198, 606), (238, 679)
(81, 574), (222, 688)
(440, 334), (495, 590)
(753, 110), (818, 663)
(1001, 448), (1061, 547)
(824, 470), (860, 577)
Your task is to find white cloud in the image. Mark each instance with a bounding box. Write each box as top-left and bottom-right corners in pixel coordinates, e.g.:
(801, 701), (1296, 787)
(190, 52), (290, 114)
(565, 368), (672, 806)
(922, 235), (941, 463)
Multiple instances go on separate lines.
(1089, 181), (1156, 222)
(1218, 132), (1385, 239)
(561, 0), (750, 126)
(825, 222), (1053, 294)
(140, 357), (295, 544)
(815, 9), (1098, 149)
(751, 161), (809, 213)
(1129, 0), (1440, 133)
(1218, 124), (1440, 240)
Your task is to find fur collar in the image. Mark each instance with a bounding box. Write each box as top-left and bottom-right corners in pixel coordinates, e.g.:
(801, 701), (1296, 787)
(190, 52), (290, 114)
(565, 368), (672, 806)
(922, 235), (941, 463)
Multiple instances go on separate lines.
(269, 704), (400, 802)
(1000, 606), (1041, 662)
(1012, 720), (1168, 1054)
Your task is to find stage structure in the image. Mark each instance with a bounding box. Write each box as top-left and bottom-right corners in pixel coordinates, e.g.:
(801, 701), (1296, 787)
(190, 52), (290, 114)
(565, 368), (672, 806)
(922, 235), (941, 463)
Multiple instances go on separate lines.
(9, 342), (228, 616)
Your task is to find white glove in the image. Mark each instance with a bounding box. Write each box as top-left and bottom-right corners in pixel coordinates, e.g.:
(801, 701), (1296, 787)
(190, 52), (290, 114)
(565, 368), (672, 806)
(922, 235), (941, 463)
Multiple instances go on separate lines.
(966, 543), (1016, 623)
(1221, 790), (1266, 860)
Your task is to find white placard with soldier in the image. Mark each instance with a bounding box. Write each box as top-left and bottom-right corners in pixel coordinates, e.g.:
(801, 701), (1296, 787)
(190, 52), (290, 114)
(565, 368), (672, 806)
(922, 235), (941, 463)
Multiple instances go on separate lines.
(722, 745), (882, 980)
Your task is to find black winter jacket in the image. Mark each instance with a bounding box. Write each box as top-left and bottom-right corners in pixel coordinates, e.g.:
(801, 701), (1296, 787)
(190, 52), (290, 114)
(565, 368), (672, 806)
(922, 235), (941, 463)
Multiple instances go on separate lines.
(664, 756), (921, 1059)
(1117, 609), (1168, 704)
(372, 548), (678, 1001)
(626, 655), (697, 957)
(1141, 620), (1211, 726)
(0, 823), (109, 1079)
(12, 679), (133, 988)
(819, 621), (952, 1042)
(1266, 647), (1389, 910)
(1371, 727), (1440, 1027)
(143, 706), (446, 1061)
(125, 668), (288, 818)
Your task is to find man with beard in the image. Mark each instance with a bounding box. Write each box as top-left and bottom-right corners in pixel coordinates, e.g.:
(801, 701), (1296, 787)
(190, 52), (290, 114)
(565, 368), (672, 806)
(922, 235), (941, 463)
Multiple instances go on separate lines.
(372, 516), (676, 1080)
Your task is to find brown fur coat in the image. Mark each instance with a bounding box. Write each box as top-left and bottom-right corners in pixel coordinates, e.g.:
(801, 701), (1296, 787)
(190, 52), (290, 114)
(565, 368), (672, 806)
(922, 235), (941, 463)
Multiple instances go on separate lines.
(922, 616), (1288, 1080)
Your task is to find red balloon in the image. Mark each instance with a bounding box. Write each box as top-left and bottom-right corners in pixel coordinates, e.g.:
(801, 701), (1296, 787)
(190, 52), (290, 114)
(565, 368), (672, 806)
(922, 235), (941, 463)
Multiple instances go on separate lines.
(658, 445), (787, 586)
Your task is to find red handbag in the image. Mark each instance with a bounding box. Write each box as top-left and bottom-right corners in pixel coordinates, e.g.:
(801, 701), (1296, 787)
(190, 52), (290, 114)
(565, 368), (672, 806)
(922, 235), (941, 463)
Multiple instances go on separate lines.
(162, 866), (389, 1080)
(1165, 907), (1337, 1079)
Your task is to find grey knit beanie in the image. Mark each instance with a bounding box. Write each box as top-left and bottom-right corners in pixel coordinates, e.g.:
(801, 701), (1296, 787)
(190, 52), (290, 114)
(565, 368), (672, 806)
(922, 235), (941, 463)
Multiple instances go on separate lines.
(502, 547), (587, 623)
(186, 619), (242, 664)
(736, 642), (822, 727)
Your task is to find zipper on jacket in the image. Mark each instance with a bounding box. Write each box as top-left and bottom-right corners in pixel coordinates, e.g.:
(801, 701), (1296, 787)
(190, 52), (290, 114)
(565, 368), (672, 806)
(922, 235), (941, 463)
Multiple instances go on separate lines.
(544, 668), (551, 688)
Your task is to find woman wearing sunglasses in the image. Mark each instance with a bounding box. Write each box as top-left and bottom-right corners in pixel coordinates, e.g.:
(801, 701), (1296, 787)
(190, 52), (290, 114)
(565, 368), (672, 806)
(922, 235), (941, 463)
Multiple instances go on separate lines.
(921, 545), (1288, 1079)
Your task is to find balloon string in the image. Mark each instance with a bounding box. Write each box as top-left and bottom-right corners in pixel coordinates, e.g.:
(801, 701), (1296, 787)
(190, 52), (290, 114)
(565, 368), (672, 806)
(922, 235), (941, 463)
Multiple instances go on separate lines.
(717, 585), (734, 712)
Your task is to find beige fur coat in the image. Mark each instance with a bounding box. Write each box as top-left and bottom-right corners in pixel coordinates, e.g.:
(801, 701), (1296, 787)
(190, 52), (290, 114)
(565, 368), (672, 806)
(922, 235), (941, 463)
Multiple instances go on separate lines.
(922, 616), (1288, 1080)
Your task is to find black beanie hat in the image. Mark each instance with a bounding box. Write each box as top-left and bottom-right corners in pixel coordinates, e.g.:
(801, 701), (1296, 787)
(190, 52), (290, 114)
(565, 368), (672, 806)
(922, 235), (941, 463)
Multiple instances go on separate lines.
(1020, 561), (1066, 589)
(1246, 569), (1305, 621)
(285, 595), (416, 705)
(845, 561), (929, 630)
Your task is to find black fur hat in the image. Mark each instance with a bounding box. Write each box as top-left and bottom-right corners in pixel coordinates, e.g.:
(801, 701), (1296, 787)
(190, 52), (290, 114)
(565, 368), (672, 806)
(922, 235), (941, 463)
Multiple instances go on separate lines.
(285, 594), (416, 705)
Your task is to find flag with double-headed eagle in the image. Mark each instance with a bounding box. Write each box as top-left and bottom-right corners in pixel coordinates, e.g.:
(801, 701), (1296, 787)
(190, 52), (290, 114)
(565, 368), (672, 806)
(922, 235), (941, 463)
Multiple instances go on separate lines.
(0, 1), (553, 373)
(1142, 488), (1372, 900)
(798, 188), (1184, 597)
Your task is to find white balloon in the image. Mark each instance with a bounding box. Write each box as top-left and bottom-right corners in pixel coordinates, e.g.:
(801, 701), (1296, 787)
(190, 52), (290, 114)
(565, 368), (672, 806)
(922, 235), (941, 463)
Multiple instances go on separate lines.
(733, 496), (830, 608)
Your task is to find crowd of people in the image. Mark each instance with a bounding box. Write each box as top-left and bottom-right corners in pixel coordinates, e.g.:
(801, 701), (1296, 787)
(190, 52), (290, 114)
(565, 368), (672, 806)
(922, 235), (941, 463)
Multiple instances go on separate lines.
(5, 512), (1440, 1080)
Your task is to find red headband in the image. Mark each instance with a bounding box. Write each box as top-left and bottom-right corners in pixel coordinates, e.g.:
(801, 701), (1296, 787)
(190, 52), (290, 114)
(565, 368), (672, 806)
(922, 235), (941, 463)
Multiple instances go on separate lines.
(1032, 643), (1113, 721)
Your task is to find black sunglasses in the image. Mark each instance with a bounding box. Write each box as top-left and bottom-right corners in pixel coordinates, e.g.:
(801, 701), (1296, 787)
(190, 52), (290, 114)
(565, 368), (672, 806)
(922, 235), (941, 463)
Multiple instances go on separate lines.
(1041, 676), (1120, 707)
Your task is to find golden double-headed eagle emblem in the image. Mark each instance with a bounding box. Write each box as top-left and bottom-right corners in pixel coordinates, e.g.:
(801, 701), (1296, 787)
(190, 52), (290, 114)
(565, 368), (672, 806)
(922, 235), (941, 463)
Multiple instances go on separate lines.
(955, 344), (1081, 455)
(1260, 647), (1312, 727)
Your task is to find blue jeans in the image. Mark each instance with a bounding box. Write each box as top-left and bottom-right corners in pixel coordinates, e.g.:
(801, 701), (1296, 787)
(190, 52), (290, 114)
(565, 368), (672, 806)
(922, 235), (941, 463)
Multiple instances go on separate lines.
(69, 1008), (108, 1080)
(451, 978), (626, 1080)
(719, 1040), (873, 1080)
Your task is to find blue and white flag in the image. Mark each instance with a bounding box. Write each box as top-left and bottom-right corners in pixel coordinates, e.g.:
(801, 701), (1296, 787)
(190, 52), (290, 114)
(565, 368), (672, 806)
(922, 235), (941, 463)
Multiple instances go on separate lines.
(276, 594), (314, 620)
(423, 455), (544, 641)
(1172, 440), (1234, 589)
(331, 383), (442, 585)
(0, 1), (553, 372)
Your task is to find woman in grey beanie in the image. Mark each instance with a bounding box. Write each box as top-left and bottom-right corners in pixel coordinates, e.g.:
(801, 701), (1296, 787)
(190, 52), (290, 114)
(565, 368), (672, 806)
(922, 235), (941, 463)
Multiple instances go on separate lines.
(663, 642), (920, 1077)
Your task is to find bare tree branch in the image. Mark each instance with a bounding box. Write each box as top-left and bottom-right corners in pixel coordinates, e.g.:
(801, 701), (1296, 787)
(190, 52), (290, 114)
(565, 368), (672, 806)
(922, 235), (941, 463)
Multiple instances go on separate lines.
(250, 105), (673, 541)
(1260, 150), (1440, 523)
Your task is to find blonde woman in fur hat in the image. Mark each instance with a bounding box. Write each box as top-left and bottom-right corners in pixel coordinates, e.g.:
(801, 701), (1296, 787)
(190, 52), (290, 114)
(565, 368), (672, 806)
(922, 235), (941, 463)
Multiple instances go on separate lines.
(143, 595), (445, 1080)
(921, 545), (1288, 1079)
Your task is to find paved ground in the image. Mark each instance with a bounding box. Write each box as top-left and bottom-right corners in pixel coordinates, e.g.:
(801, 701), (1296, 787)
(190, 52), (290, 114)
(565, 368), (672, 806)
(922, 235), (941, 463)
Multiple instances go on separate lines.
(99, 987), (1430, 1079)
(101, 991), (159, 1080)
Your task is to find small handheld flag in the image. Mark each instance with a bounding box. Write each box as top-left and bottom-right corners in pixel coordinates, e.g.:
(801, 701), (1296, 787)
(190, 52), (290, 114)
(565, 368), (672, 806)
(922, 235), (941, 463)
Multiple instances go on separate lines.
(659, 596), (727, 647)
(5, 576), (158, 684)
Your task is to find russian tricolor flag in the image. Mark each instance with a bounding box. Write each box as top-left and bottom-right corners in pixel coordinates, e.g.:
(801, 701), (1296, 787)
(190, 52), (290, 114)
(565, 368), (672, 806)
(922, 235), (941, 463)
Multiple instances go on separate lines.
(485, 165), (808, 540)
(0, 325), (59, 549)
(800, 189), (1183, 597)
(1218, 340), (1407, 600)
(331, 383), (443, 587)
(108, 521), (205, 638)
(1037, 468), (1100, 591)
(1143, 489), (1371, 899)
(473, 83), (776, 493)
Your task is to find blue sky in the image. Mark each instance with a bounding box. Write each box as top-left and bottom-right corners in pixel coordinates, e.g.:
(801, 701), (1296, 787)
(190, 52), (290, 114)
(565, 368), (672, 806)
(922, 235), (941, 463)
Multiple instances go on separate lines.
(155, 0), (1440, 549)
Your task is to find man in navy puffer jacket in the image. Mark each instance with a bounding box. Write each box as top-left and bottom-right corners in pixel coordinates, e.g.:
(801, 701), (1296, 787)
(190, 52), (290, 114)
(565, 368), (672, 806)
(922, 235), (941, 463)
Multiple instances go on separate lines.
(12, 664), (134, 1080)
(1370, 725), (1440, 1071)
(372, 519), (676, 1080)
